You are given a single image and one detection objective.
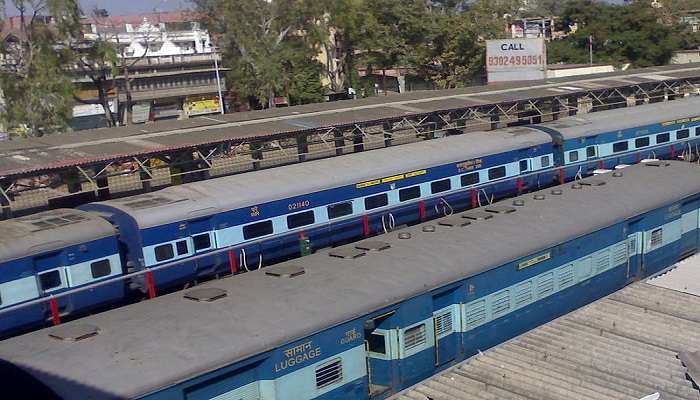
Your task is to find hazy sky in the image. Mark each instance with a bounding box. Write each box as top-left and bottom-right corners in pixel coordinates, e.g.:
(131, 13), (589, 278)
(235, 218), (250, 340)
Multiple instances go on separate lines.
(7, 0), (190, 16)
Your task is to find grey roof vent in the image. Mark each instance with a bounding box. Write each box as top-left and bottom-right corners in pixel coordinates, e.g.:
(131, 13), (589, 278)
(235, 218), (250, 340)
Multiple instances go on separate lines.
(551, 189), (563, 195)
(49, 324), (100, 342)
(533, 194), (546, 200)
(461, 211), (494, 221)
(422, 225), (437, 232)
(512, 199), (525, 206)
(398, 232), (412, 239)
(612, 171), (623, 177)
(265, 265), (306, 278)
(580, 179), (606, 187)
(356, 240), (390, 251)
(438, 217), (471, 227)
(330, 248), (366, 259)
(571, 183), (583, 189)
(486, 205), (516, 214)
(644, 161), (670, 167)
(184, 287), (228, 302)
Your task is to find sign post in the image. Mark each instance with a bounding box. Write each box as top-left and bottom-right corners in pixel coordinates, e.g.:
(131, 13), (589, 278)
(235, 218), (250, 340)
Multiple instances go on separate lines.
(486, 38), (547, 83)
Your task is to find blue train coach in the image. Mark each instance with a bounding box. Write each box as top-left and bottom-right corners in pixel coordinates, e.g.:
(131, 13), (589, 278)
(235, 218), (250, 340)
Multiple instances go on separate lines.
(0, 209), (122, 337)
(1, 161), (699, 400)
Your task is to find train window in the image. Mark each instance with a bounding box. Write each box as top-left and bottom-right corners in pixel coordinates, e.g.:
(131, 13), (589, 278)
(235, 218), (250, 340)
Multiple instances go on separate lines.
(568, 151), (579, 162)
(540, 156), (550, 168)
(315, 358), (343, 389)
(176, 240), (189, 256)
(90, 260), (111, 279)
(404, 324), (427, 351)
(635, 137), (650, 148)
(677, 129), (690, 139)
(243, 220), (274, 240)
(431, 179), (451, 194)
(327, 202), (353, 219)
(367, 332), (386, 355)
(650, 228), (663, 248)
(364, 194), (388, 210)
(488, 166), (506, 180)
(192, 233), (212, 252)
(612, 141), (628, 153)
(399, 186), (421, 202)
(38, 270), (62, 292)
(695, 127), (700, 137)
(586, 146), (596, 158)
(519, 160), (529, 172)
(461, 172), (480, 187)
(657, 133), (670, 143)
(287, 210), (315, 229)
(155, 244), (174, 262)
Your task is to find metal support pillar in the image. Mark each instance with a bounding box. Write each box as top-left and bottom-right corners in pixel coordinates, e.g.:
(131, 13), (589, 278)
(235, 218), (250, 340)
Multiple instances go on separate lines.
(296, 135), (309, 163)
(334, 130), (345, 156)
(490, 114), (500, 130)
(568, 96), (578, 116)
(250, 142), (264, 171)
(383, 122), (393, 147)
(352, 127), (364, 153)
(551, 98), (561, 121)
(139, 159), (152, 192)
(62, 170), (82, 194)
(0, 181), (12, 220)
(94, 165), (111, 200)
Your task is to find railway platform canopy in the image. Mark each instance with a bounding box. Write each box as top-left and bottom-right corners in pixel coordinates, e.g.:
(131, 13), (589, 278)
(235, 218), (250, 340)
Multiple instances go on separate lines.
(390, 255), (700, 400)
(3, 63), (700, 217)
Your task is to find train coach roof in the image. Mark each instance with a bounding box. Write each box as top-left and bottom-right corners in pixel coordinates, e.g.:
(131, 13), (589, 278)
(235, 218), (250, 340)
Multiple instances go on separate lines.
(539, 95), (700, 140)
(2, 161), (700, 399)
(0, 209), (116, 264)
(90, 126), (550, 229)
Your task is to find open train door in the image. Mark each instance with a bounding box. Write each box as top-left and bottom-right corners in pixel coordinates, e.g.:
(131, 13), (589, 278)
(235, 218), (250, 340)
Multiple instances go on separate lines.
(626, 218), (644, 283)
(364, 312), (398, 398)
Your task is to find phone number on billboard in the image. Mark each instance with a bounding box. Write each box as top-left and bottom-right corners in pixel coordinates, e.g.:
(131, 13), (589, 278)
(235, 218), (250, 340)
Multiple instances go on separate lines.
(488, 55), (544, 67)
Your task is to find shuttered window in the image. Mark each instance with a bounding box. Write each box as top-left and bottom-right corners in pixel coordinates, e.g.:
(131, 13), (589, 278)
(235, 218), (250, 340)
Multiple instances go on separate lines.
(404, 324), (427, 351)
(650, 228), (663, 248)
(315, 359), (343, 389)
(434, 311), (453, 337)
(677, 129), (690, 139)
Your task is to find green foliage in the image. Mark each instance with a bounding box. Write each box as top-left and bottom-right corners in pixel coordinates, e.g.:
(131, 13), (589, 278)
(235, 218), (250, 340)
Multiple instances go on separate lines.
(548, 0), (682, 68)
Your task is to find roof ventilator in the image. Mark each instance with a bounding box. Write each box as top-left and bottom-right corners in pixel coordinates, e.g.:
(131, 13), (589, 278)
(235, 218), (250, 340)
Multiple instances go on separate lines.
(356, 240), (391, 251)
(330, 248), (366, 259)
(579, 179), (606, 187)
(438, 217), (472, 227)
(612, 171), (623, 177)
(551, 189), (563, 195)
(49, 324), (100, 342)
(398, 232), (412, 240)
(184, 287), (228, 302)
(486, 205), (516, 214)
(512, 199), (525, 206)
(461, 211), (494, 221)
(264, 265), (306, 278)
(533, 194), (546, 200)
(571, 183), (583, 189)
(422, 225), (437, 232)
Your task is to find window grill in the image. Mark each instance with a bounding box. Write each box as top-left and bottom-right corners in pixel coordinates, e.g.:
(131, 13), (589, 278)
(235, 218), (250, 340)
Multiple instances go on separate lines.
(650, 228), (663, 248)
(434, 311), (453, 337)
(403, 324), (427, 351)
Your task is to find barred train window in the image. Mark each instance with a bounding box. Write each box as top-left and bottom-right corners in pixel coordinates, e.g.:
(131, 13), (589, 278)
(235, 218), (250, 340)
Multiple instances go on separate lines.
(403, 324), (427, 351)
(540, 156), (550, 168)
(519, 160), (529, 172)
(315, 358), (343, 389)
(568, 151), (579, 163)
(677, 129), (690, 139)
(650, 228), (663, 247)
(364, 194), (388, 210)
(586, 146), (596, 158)
(635, 137), (649, 148)
(175, 240), (189, 256)
(613, 141), (629, 153)
(192, 233), (212, 252)
(488, 166), (506, 180)
(657, 133), (670, 143)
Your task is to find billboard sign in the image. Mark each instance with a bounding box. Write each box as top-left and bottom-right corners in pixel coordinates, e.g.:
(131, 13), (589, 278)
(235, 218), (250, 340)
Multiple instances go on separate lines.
(486, 38), (546, 83)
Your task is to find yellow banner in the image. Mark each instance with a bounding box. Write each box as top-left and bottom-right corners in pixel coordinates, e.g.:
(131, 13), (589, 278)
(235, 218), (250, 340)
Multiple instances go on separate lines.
(356, 169), (427, 189)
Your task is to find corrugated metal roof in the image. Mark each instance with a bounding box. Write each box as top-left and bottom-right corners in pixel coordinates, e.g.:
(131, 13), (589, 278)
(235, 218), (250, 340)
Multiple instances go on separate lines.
(392, 256), (700, 400)
(2, 63), (700, 177)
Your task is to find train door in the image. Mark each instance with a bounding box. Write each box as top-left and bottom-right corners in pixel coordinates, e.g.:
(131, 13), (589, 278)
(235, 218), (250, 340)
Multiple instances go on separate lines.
(364, 312), (398, 398)
(626, 219), (644, 282)
(432, 287), (461, 367)
(680, 199), (700, 257)
(188, 217), (218, 274)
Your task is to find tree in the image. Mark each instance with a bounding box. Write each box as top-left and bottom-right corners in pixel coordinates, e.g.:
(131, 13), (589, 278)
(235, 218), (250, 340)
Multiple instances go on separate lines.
(0, 0), (78, 136)
(72, 34), (118, 127)
(194, 0), (327, 108)
(548, 0), (682, 67)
